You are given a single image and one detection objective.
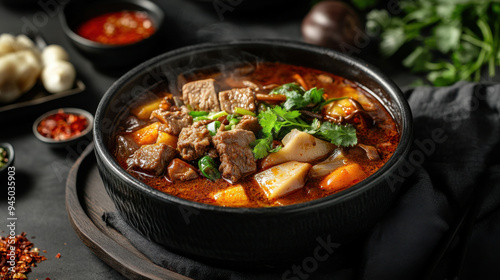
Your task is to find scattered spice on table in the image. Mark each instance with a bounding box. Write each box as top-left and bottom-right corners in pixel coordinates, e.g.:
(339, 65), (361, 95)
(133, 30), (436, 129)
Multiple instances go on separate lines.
(37, 109), (88, 141)
(55, 253), (61, 259)
(1, 232), (47, 279)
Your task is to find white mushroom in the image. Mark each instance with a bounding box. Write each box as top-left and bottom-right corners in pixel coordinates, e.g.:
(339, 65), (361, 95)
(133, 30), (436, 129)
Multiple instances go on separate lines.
(41, 60), (76, 93)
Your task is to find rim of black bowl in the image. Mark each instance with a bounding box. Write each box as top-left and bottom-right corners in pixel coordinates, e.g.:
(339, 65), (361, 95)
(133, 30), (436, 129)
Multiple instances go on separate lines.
(33, 108), (94, 144)
(0, 142), (14, 172)
(94, 39), (413, 215)
(59, 0), (164, 49)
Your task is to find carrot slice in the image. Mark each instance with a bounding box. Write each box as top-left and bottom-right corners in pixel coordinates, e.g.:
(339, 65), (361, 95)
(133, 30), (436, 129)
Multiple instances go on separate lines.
(319, 163), (367, 191)
(293, 73), (308, 90)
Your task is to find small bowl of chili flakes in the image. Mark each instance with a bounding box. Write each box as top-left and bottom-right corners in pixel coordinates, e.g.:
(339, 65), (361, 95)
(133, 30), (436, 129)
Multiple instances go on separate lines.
(33, 108), (93, 147)
(59, 0), (165, 69)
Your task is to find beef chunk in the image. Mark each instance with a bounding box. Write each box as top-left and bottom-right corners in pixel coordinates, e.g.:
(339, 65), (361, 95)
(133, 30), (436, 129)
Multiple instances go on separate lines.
(182, 79), (220, 112)
(218, 87), (256, 114)
(151, 106), (192, 136)
(177, 120), (212, 161)
(127, 143), (176, 175)
(234, 115), (261, 134)
(115, 135), (139, 158)
(212, 129), (256, 183)
(121, 116), (145, 132)
(168, 159), (199, 181)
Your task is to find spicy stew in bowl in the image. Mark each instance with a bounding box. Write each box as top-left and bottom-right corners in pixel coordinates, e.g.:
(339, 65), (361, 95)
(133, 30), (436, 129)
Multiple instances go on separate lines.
(112, 62), (399, 207)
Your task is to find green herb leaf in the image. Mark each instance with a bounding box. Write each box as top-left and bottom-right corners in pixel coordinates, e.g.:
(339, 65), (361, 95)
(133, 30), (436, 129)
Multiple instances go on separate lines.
(271, 83), (326, 110)
(368, 0), (500, 86)
(251, 136), (273, 160)
(314, 122), (358, 147)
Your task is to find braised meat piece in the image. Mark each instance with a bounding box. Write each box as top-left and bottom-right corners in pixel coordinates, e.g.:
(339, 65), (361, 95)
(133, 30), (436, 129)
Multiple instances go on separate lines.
(234, 115), (261, 134)
(182, 79), (220, 112)
(218, 87), (256, 114)
(177, 120), (213, 161)
(121, 115), (145, 132)
(127, 143), (176, 175)
(212, 129), (256, 183)
(115, 135), (139, 158)
(167, 159), (199, 181)
(151, 106), (192, 136)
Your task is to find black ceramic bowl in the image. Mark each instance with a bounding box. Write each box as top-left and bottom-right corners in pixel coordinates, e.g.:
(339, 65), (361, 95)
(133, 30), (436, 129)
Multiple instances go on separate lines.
(60, 0), (165, 69)
(94, 40), (413, 267)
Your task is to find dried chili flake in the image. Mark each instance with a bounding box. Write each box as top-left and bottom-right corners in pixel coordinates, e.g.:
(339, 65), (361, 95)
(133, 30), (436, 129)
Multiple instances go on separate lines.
(37, 109), (88, 141)
(55, 253), (60, 259)
(1, 232), (47, 280)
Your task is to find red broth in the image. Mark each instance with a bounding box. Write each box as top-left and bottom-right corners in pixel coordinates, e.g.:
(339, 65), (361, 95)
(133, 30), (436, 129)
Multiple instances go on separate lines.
(77, 11), (155, 45)
(113, 63), (399, 207)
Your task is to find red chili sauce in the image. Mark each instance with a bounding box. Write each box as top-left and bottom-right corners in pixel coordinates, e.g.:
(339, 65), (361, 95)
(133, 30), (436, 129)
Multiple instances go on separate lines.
(37, 110), (88, 141)
(76, 11), (155, 45)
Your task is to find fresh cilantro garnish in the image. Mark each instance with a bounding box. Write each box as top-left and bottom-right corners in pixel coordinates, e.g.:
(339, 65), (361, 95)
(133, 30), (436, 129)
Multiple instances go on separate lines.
(314, 122), (358, 147)
(251, 105), (357, 159)
(270, 83), (325, 111)
(366, 1), (500, 86)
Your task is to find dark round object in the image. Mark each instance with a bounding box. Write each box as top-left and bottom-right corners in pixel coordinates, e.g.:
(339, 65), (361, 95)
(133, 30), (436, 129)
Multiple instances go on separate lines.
(93, 39), (413, 268)
(301, 0), (363, 50)
(60, 0), (165, 69)
(0, 142), (14, 182)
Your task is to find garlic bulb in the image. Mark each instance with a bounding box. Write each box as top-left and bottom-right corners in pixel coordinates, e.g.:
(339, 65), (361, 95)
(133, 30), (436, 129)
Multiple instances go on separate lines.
(40, 44), (75, 93)
(0, 50), (42, 103)
(41, 60), (76, 93)
(41, 45), (69, 65)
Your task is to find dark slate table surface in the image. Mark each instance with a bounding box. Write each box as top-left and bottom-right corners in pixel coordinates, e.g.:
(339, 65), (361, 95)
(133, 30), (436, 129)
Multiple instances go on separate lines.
(0, 1), (430, 279)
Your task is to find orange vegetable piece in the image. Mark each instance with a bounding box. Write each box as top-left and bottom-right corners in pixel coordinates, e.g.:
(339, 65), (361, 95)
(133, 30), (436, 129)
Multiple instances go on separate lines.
(131, 99), (162, 120)
(319, 163), (367, 191)
(132, 122), (160, 145)
(156, 131), (178, 149)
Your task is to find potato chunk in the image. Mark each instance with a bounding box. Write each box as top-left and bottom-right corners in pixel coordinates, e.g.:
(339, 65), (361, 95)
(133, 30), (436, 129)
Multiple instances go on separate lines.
(254, 161), (311, 200)
(156, 131), (178, 149)
(261, 129), (335, 169)
(131, 98), (162, 120)
(213, 185), (249, 207)
(132, 122), (160, 145)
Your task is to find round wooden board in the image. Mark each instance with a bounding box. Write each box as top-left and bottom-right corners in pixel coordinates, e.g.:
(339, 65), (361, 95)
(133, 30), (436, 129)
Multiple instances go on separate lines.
(65, 142), (192, 280)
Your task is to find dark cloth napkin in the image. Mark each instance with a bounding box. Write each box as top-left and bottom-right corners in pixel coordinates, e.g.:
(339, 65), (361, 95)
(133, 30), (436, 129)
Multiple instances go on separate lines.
(103, 81), (500, 280)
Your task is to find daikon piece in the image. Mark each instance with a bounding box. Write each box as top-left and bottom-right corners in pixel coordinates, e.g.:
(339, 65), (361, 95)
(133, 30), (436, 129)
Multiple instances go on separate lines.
(261, 129), (335, 169)
(213, 185), (250, 207)
(309, 149), (348, 178)
(254, 161), (311, 200)
(41, 60), (76, 93)
(41, 44), (69, 65)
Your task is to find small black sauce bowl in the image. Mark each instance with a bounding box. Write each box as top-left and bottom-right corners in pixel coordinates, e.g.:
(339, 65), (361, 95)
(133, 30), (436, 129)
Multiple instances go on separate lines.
(33, 108), (93, 148)
(59, 0), (165, 69)
(0, 142), (15, 181)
